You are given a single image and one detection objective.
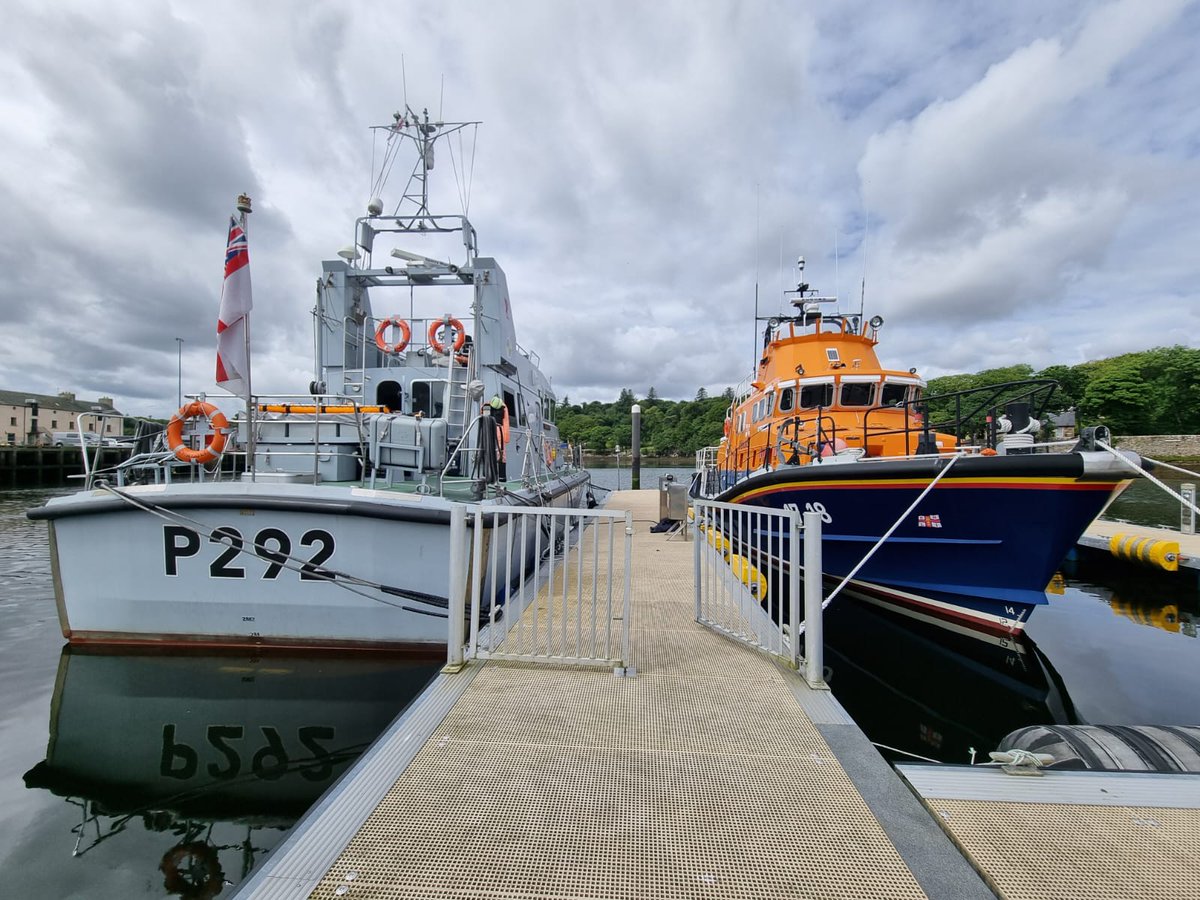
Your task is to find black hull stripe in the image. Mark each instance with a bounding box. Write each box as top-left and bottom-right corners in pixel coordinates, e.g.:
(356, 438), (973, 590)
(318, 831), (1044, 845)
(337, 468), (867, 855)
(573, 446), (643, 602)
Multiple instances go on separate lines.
(714, 452), (1110, 502)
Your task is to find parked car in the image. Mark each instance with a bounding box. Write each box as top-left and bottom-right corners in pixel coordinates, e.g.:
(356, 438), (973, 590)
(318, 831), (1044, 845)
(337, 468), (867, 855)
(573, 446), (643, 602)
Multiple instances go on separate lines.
(51, 432), (101, 447)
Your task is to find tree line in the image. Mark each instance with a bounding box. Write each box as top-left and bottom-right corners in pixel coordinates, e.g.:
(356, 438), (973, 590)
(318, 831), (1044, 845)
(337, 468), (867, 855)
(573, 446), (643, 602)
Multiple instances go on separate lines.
(556, 387), (732, 457)
(924, 345), (1200, 436)
(555, 346), (1200, 455)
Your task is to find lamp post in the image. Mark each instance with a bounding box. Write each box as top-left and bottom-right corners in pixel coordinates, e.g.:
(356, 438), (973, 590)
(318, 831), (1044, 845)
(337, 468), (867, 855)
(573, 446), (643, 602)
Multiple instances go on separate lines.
(631, 404), (641, 490)
(175, 337), (184, 408)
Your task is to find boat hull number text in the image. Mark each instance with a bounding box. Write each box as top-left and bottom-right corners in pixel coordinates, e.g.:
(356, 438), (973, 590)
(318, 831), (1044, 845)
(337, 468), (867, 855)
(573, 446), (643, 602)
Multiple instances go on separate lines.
(163, 524), (335, 580)
(784, 501), (832, 524)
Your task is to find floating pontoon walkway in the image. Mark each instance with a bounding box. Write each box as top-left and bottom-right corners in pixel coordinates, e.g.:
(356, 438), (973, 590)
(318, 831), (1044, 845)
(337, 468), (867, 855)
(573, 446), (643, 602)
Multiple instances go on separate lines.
(236, 490), (990, 899)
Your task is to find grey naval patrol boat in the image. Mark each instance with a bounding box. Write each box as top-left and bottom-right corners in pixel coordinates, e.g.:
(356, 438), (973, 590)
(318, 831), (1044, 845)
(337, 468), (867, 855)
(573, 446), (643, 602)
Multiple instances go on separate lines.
(29, 106), (591, 652)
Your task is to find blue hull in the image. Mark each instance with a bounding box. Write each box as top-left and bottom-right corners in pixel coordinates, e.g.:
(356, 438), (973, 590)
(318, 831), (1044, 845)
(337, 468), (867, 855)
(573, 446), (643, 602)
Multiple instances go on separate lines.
(715, 454), (1130, 633)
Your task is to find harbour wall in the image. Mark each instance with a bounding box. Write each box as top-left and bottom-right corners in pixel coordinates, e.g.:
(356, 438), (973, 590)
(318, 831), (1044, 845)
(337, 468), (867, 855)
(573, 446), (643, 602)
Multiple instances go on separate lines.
(1110, 434), (1200, 460)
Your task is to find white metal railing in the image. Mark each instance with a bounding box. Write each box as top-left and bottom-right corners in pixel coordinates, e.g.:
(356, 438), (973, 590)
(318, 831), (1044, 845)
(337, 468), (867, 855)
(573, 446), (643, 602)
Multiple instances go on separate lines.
(692, 498), (826, 686)
(447, 504), (634, 673)
(693, 497), (802, 668)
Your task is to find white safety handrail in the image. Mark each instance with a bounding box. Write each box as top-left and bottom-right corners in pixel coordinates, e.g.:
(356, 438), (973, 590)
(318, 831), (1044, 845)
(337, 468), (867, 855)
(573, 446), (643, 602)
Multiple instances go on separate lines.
(447, 504), (634, 673)
(692, 497), (803, 670)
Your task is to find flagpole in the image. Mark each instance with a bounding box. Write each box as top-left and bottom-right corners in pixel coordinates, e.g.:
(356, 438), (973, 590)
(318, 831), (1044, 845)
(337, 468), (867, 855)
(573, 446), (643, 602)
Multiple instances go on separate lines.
(236, 193), (255, 479)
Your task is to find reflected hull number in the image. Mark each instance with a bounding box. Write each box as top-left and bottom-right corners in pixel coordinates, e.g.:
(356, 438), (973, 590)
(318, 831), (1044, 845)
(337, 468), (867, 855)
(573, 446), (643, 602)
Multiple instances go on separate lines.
(164, 525), (335, 579)
(161, 724), (338, 782)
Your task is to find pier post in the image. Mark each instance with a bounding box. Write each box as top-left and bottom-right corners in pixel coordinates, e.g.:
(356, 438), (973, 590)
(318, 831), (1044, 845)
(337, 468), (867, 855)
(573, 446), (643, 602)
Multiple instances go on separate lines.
(631, 404), (641, 490)
(803, 511), (827, 688)
(445, 504), (467, 671)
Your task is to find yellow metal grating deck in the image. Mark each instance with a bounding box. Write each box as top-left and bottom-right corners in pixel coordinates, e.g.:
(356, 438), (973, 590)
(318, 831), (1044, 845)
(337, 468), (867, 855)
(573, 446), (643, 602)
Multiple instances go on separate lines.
(930, 799), (1200, 899)
(306, 490), (927, 899)
(900, 764), (1200, 899)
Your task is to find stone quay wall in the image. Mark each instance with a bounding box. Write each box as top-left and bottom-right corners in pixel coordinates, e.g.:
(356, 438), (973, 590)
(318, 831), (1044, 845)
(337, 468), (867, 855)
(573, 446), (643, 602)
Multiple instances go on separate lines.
(1111, 434), (1200, 460)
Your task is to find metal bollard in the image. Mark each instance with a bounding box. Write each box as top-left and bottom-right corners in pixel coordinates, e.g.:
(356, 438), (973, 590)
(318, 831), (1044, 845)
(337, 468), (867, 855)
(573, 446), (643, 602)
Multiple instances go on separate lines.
(803, 511), (827, 689)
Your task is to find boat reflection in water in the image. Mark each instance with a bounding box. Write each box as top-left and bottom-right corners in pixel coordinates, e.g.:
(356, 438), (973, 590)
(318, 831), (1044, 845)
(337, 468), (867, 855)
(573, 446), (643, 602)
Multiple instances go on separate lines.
(24, 648), (439, 897)
(822, 589), (1079, 765)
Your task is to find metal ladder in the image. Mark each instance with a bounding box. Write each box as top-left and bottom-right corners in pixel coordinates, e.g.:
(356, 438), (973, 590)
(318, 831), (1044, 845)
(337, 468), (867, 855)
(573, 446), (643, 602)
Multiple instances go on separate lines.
(445, 348), (472, 445)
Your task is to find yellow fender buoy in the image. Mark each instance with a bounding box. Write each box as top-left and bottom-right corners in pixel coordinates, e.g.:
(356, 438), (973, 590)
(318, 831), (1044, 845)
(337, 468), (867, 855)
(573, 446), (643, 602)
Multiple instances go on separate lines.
(727, 553), (768, 601)
(1108, 533), (1180, 572)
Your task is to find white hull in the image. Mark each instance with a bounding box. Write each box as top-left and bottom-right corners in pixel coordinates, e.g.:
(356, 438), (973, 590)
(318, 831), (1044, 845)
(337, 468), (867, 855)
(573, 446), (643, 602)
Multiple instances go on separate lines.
(27, 650), (438, 820)
(37, 477), (588, 650)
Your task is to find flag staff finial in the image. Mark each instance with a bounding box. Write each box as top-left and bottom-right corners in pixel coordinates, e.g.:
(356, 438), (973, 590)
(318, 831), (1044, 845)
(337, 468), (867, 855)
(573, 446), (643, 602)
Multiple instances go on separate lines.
(237, 193), (253, 215)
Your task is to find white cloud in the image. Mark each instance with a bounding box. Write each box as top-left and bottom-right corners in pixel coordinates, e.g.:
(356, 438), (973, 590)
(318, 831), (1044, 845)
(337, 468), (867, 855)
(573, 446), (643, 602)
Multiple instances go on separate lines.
(0, 0), (1195, 416)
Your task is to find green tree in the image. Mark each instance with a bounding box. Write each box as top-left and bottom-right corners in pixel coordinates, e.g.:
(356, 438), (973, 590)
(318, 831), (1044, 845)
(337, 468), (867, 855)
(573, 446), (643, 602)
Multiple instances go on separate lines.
(1079, 359), (1156, 434)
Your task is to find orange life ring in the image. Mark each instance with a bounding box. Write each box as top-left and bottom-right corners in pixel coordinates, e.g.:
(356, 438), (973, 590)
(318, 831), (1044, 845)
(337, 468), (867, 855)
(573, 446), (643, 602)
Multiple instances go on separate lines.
(375, 316), (411, 354)
(167, 401), (229, 465)
(428, 317), (466, 354)
(160, 841), (224, 897)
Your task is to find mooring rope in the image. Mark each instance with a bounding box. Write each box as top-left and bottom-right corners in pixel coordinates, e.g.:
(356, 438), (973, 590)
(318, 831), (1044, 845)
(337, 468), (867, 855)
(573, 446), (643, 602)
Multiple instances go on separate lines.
(1096, 441), (1200, 518)
(823, 454), (962, 606)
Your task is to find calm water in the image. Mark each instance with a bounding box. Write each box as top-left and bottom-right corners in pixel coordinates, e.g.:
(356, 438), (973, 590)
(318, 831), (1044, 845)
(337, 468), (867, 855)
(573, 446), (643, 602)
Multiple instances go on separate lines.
(824, 469), (1200, 763)
(1, 467), (1197, 893)
(0, 489), (440, 897)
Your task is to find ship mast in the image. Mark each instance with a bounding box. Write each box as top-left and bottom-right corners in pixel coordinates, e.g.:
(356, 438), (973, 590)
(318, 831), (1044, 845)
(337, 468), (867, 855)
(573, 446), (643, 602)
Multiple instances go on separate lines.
(371, 106), (480, 233)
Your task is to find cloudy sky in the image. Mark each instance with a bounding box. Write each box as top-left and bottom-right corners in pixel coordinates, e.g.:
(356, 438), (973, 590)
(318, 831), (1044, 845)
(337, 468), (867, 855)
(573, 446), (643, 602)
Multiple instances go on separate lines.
(2, 0), (1197, 416)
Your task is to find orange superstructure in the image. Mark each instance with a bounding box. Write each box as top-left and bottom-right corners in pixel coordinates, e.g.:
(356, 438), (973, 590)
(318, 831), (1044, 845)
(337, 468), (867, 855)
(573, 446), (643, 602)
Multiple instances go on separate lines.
(718, 295), (958, 474)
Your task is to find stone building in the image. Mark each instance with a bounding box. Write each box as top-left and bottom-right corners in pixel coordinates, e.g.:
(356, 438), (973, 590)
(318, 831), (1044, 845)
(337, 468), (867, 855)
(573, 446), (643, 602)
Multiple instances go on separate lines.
(0, 390), (124, 445)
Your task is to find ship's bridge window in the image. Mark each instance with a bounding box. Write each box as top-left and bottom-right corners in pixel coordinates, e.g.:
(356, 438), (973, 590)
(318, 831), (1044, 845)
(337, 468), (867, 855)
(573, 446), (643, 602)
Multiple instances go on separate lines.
(752, 393), (774, 423)
(880, 382), (907, 407)
(880, 376), (923, 407)
(779, 386), (795, 412)
(839, 376), (877, 408)
(798, 379), (834, 409)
